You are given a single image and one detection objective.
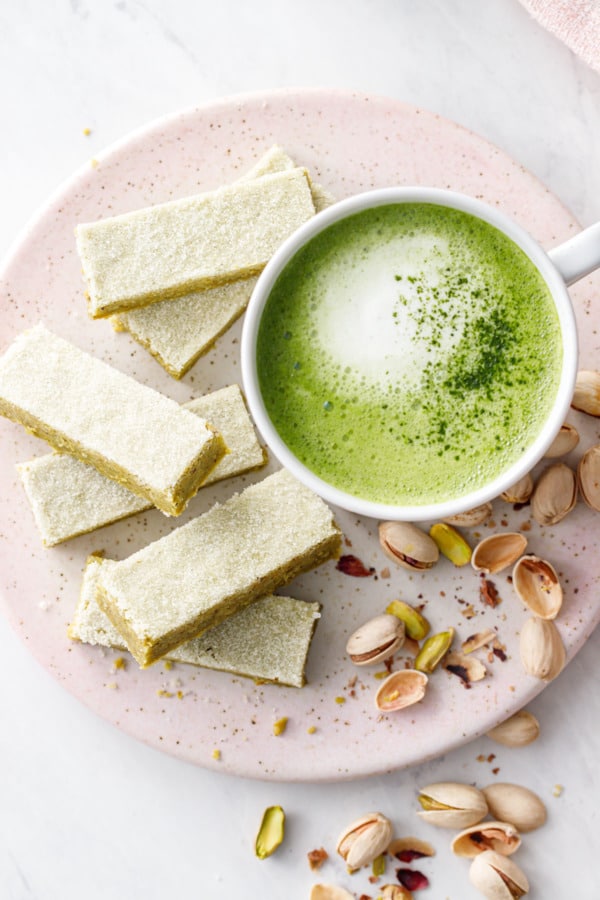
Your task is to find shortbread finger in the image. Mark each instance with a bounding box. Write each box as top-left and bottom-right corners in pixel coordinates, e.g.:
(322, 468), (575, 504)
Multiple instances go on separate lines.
(97, 468), (341, 667)
(0, 323), (225, 516)
(18, 385), (265, 546)
(70, 555), (320, 688)
(76, 167), (315, 318)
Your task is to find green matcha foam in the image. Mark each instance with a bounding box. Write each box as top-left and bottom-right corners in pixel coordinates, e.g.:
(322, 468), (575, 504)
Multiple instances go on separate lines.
(257, 203), (562, 506)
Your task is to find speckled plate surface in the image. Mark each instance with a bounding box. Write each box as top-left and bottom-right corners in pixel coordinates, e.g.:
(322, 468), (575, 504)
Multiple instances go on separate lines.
(1, 88), (599, 782)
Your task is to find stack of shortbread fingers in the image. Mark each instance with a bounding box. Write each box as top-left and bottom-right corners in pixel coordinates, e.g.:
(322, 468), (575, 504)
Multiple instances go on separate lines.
(0, 147), (342, 687)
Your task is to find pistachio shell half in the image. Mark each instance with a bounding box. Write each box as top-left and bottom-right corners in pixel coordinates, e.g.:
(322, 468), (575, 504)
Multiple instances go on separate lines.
(451, 821), (521, 858)
(417, 782), (488, 829)
(571, 369), (600, 416)
(519, 616), (565, 681)
(415, 628), (454, 673)
(443, 503), (493, 527)
(336, 812), (393, 870)
(379, 521), (439, 571)
(386, 599), (431, 641)
(482, 783), (547, 833)
(429, 523), (472, 566)
(531, 462), (577, 525)
(310, 885), (355, 900)
(461, 629), (497, 654)
(444, 650), (487, 685)
(486, 710), (540, 747)
(471, 533), (528, 574)
(469, 849), (529, 899)
(578, 444), (600, 511)
(379, 886), (414, 900)
(544, 423), (580, 458)
(387, 836), (435, 861)
(346, 614), (405, 666)
(512, 555), (562, 619)
(500, 474), (534, 504)
(374, 669), (428, 712)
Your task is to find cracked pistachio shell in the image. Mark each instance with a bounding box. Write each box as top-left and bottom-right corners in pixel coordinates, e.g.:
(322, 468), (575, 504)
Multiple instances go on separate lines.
(429, 523), (472, 566)
(531, 463), (577, 525)
(415, 628), (454, 673)
(519, 616), (565, 681)
(255, 805), (285, 859)
(544, 423), (579, 458)
(578, 444), (600, 511)
(451, 821), (521, 858)
(346, 614), (405, 666)
(336, 812), (393, 870)
(469, 849), (529, 899)
(375, 669), (428, 712)
(380, 886), (414, 900)
(482, 783), (547, 833)
(571, 369), (600, 416)
(310, 885), (355, 900)
(486, 710), (540, 747)
(386, 599), (431, 641)
(442, 503), (493, 527)
(471, 532), (528, 574)
(512, 555), (562, 620)
(417, 782), (488, 829)
(500, 473), (534, 504)
(379, 521), (439, 571)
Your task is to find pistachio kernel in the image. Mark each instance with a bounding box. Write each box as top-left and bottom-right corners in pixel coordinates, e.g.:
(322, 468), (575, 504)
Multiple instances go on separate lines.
(255, 805), (285, 859)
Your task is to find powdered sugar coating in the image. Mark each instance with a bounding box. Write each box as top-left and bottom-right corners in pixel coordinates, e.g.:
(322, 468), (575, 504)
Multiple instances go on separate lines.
(17, 384), (265, 545)
(0, 323), (224, 515)
(76, 168), (316, 317)
(97, 468), (341, 666)
(70, 555), (320, 688)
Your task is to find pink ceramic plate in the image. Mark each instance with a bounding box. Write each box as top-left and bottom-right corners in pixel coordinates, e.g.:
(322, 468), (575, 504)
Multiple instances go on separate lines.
(1, 88), (599, 782)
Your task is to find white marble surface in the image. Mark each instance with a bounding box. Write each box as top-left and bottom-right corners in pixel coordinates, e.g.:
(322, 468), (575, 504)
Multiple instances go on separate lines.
(1, 1), (599, 898)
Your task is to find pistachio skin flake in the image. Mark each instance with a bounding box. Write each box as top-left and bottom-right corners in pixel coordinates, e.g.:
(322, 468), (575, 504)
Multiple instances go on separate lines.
(255, 805), (285, 859)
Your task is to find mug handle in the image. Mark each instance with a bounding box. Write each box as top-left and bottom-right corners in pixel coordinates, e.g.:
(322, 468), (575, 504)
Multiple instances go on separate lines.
(548, 221), (600, 286)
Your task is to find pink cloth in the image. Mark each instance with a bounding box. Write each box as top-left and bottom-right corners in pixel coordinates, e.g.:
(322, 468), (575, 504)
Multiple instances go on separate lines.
(518, 0), (600, 72)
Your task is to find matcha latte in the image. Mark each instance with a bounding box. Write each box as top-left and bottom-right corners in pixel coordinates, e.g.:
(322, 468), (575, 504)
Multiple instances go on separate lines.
(256, 202), (563, 506)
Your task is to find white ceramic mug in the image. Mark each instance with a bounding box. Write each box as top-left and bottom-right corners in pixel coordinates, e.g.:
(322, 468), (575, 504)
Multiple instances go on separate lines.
(241, 187), (600, 521)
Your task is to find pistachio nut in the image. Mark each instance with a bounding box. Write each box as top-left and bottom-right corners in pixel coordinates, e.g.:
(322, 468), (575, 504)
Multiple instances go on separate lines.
(387, 836), (435, 861)
(417, 782), (488, 829)
(379, 886), (414, 900)
(471, 532), (528, 575)
(444, 650), (486, 685)
(571, 369), (600, 416)
(386, 599), (431, 641)
(519, 616), (565, 681)
(451, 821), (521, 858)
(374, 669), (428, 712)
(500, 473), (534, 504)
(485, 710), (540, 747)
(255, 805), (285, 859)
(442, 502), (493, 527)
(310, 885), (355, 900)
(482, 783), (547, 833)
(578, 443), (600, 511)
(415, 628), (454, 673)
(336, 811), (393, 870)
(346, 614), (405, 666)
(512, 555), (562, 620)
(379, 521), (439, 571)
(429, 522), (472, 566)
(531, 462), (577, 525)
(544, 422), (580, 458)
(469, 849), (529, 899)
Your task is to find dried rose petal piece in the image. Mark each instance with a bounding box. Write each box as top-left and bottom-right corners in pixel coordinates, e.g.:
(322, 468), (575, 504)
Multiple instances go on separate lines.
(397, 868), (430, 890)
(336, 554), (375, 577)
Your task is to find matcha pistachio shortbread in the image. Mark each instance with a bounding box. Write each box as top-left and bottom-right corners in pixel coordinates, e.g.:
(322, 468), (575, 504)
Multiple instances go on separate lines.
(70, 555), (321, 688)
(0, 324), (225, 515)
(97, 469), (342, 667)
